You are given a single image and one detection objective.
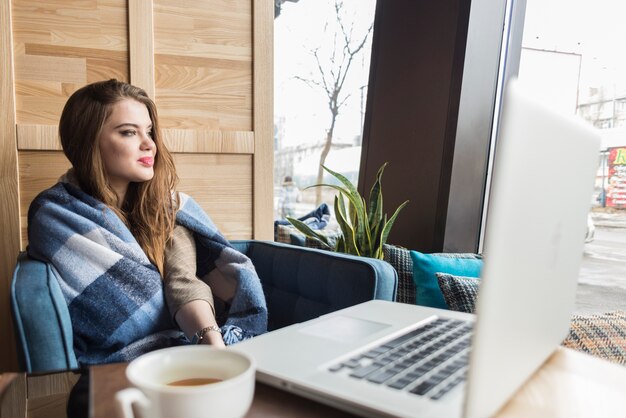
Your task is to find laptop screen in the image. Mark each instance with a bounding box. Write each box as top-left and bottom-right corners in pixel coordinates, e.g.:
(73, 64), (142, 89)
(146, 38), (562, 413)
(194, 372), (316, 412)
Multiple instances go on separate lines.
(464, 79), (601, 418)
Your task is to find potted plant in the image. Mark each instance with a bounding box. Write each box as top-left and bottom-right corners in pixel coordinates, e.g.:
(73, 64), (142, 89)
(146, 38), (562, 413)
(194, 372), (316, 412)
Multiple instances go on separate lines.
(287, 163), (408, 260)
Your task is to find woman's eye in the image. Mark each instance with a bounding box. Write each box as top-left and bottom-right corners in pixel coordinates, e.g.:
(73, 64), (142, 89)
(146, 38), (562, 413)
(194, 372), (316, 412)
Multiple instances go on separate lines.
(121, 130), (136, 136)
(147, 131), (154, 138)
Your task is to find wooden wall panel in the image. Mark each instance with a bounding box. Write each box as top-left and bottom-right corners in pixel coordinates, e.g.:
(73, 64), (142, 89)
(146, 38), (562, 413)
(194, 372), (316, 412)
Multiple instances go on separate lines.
(175, 154), (253, 239)
(129, 0), (155, 97)
(252, 0), (274, 239)
(12, 0), (129, 125)
(16, 125), (60, 150)
(153, 0), (253, 131)
(18, 152), (71, 247)
(1, 0), (21, 373)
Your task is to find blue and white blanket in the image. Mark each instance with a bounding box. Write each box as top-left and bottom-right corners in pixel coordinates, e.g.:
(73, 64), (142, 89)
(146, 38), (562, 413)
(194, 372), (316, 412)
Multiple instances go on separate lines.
(27, 176), (267, 366)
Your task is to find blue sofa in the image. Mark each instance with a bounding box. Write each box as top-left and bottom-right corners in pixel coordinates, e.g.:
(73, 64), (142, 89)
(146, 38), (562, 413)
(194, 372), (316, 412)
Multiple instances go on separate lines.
(11, 240), (398, 373)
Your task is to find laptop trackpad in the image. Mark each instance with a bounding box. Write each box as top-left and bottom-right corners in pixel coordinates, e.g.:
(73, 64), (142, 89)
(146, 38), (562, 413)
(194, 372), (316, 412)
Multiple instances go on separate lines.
(298, 315), (390, 342)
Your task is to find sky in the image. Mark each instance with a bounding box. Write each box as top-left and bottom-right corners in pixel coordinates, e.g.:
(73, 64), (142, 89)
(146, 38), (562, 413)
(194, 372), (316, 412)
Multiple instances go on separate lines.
(274, 0), (376, 148)
(274, 0), (626, 151)
(276, 0), (626, 148)
(522, 0), (626, 98)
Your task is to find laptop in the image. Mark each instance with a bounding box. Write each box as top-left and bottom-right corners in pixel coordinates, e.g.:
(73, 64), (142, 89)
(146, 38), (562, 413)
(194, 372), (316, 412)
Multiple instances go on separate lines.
(231, 79), (601, 418)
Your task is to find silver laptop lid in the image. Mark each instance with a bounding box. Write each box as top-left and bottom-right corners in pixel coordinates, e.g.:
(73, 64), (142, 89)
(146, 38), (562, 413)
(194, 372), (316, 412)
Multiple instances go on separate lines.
(464, 79), (601, 418)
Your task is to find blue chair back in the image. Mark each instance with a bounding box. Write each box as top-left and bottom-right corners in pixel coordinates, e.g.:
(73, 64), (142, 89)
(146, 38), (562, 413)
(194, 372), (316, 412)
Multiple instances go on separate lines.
(232, 240), (397, 330)
(11, 252), (79, 373)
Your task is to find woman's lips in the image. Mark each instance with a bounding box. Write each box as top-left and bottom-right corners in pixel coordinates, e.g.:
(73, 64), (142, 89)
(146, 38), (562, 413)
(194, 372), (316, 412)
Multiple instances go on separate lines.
(138, 157), (154, 167)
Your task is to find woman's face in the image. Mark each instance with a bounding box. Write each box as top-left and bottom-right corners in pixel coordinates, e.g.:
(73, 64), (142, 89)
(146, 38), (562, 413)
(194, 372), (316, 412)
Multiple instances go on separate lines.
(99, 98), (157, 200)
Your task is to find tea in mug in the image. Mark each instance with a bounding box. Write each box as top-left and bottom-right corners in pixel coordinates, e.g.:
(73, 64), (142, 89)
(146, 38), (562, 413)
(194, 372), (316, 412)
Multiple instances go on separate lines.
(167, 378), (223, 386)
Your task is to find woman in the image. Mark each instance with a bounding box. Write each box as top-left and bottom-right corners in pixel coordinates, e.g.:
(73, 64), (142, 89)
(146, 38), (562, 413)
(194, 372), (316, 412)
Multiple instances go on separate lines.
(27, 79), (267, 367)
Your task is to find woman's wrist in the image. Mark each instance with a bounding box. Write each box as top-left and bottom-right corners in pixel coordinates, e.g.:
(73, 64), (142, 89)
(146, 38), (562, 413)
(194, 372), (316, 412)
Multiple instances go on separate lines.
(191, 324), (221, 344)
(201, 331), (225, 347)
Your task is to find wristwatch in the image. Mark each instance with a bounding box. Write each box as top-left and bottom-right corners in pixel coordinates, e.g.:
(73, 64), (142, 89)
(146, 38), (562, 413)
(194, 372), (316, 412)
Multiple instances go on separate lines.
(191, 325), (222, 344)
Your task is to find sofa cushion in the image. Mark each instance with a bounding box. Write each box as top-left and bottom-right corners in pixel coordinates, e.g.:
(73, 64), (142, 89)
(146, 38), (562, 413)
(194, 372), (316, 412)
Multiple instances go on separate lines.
(410, 251), (483, 309)
(436, 273), (480, 313)
(383, 245), (414, 305)
(561, 310), (626, 366)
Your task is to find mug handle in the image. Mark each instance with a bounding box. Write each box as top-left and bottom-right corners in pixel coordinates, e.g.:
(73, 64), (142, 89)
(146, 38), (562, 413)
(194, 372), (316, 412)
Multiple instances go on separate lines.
(115, 388), (151, 418)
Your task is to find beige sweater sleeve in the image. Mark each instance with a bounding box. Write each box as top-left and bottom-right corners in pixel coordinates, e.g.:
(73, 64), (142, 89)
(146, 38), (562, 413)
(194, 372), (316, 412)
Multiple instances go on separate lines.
(164, 224), (215, 322)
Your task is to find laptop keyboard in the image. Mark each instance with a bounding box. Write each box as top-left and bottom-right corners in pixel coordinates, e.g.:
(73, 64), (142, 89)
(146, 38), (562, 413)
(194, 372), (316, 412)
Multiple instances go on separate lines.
(328, 317), (473, 401)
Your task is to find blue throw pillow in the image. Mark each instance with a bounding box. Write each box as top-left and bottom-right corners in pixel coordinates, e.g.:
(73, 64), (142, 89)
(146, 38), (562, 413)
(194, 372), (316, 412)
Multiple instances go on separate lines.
(410, 251), (483, 309)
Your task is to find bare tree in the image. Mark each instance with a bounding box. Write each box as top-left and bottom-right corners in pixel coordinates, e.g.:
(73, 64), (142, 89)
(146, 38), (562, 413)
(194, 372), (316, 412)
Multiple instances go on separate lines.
(294, 0), (373, 205)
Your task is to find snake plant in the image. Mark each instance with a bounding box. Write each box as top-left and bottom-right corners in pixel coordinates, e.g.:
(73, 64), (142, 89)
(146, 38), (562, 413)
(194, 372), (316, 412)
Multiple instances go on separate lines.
(287, 163), (408, 259)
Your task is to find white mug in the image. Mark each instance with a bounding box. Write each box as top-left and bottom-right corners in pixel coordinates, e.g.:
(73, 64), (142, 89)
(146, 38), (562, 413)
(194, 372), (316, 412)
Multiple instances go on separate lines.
(115, 345), (256, 418)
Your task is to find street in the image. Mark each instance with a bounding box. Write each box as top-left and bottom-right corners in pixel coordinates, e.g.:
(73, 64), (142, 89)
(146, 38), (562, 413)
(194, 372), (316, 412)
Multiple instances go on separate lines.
(577, 222), (626, 315)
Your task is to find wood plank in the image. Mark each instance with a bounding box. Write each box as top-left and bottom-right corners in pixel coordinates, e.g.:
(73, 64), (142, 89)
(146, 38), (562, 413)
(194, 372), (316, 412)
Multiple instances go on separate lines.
(157, 93), (252, 131)
(0, 374), (25, 418)
(86, 57), (128, 84)
(156, 53), (251, 70)
(26, 372), (80, 398)
(16, 125), (60, 150)
(25, 372), (80, 418)
(89, 363), (128, 418)
(155, 65), (251, 97)
(12, 1), (126, 51)
(24, 43), (127, 60)
(15, 54), (86, 84)
(175, 154), (253, 239)
(129, 0), (155, 98)
(18, 152), (72, 247)
(16, 96), (69, 126)
(153, 0), (252, 131)
(27, 394), (69, 418)
(163, 129), (254, 153)
(154, 0), (252, 59)
(0, 374), (18, 402)
(253, 0), (274, 240)
(12, 0), (129, 126)
(0, 0), (21, 373)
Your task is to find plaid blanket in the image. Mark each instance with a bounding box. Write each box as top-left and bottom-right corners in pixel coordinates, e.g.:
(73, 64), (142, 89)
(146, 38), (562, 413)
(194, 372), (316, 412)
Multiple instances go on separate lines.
(27, 179), (267, 366)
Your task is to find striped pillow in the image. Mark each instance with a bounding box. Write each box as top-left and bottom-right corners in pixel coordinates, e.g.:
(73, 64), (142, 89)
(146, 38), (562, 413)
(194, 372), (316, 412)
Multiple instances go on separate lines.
(436, 273), (480, 313)
(561, 311), (626, 365)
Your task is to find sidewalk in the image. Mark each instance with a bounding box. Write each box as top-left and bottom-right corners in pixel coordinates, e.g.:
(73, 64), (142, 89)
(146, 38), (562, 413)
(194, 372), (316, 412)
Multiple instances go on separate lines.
(590, 208), (626, 229)
(578, 208), (626, 315)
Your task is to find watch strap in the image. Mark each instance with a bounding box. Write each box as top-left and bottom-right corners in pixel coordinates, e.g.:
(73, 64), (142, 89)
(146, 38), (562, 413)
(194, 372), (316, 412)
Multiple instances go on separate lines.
(191, 325), (222, 344)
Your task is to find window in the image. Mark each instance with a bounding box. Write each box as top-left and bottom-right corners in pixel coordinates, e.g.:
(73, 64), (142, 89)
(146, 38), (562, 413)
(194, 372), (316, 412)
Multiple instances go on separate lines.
(273, 0), (376, 221)
(518, 0), (626, 314)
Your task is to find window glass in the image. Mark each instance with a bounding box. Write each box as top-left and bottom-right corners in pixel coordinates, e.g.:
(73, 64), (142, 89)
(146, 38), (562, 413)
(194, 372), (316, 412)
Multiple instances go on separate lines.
(519, 0), (626, 314)
(273, 0), (376, 221)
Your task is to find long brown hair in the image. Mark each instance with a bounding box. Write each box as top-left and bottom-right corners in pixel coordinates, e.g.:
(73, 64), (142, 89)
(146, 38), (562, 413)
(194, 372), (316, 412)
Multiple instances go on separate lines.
(59, 79), (178, 274)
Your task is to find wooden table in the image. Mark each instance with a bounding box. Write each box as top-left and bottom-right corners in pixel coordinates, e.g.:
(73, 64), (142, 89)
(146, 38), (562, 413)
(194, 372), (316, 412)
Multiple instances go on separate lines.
(89, 347), (626, 418)
(0, 373), (18, 405)
(89, 364), (357, 418)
